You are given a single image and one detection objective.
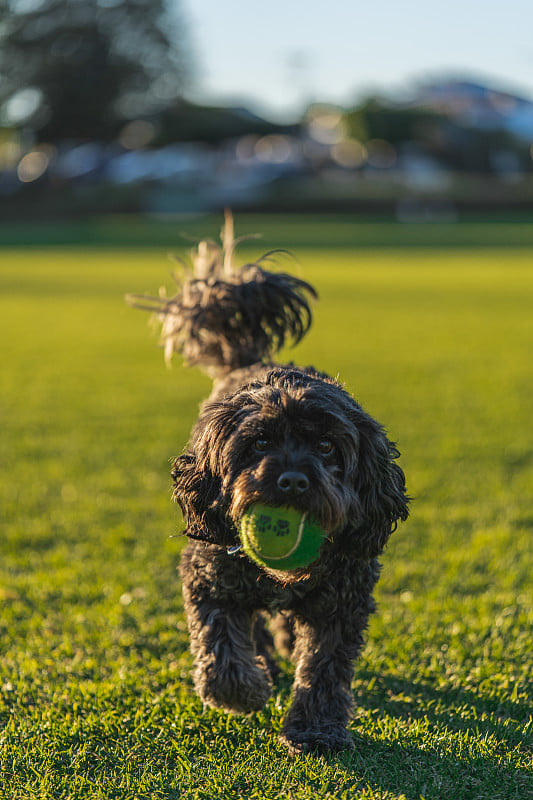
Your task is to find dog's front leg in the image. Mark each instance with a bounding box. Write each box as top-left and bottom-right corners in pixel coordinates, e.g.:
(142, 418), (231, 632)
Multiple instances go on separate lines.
(280, 610), (368, 753)
(183, 589), (273, 714)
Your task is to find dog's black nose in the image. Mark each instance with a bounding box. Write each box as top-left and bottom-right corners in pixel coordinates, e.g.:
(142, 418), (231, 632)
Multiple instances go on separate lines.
(277, 471), (310, 496)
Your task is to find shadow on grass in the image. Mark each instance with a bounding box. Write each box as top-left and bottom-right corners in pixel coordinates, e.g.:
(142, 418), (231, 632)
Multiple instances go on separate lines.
(315, 670), (531, 800)
(330, 735), (528, 800)
(353, 670), (529, 740)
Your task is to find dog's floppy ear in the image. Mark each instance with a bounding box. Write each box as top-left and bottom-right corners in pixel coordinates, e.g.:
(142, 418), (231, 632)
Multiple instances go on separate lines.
(349, 416), (409, 559)
(171, 453), (235, 546)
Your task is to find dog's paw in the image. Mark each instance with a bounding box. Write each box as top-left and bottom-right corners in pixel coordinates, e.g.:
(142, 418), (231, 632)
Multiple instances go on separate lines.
(280, 724), (354, 755)
(196, 656), (272, 714)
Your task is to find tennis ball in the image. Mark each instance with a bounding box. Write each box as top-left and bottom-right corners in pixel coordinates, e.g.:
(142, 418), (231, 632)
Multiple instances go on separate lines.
(237, 504), (326, 571)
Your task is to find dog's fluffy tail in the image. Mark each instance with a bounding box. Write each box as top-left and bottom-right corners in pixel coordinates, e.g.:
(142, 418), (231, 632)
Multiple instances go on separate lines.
(126, 213), (317, 377)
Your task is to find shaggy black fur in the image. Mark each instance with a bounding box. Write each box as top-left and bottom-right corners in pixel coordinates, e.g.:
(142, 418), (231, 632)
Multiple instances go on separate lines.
(128, 219), (409, 754)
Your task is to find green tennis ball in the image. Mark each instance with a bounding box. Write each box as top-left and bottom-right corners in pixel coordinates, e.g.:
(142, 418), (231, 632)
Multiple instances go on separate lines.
(237, 504), (326, 571)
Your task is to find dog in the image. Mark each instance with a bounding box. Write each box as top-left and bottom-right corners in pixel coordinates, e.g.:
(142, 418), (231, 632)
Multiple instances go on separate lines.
(127, 215), (409, 754)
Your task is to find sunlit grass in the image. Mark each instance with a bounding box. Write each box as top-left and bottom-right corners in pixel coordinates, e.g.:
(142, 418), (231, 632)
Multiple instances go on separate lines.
(0, 243), (531, 799)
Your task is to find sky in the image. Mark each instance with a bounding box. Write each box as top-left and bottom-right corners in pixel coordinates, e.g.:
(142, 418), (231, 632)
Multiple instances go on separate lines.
(180, 0), (533, 121)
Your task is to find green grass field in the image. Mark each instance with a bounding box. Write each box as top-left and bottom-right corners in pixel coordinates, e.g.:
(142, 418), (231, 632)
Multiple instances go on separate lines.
(1, 234), (532, 798)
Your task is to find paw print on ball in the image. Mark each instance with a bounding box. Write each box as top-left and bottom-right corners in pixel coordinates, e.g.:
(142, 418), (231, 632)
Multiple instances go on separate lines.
(256, 514), (290, 537)
(256, 514), (272, 534)
(273, 519), (290, 537)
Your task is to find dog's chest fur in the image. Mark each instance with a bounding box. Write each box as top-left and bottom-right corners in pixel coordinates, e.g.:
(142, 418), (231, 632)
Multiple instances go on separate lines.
(181, 540), (380, 618)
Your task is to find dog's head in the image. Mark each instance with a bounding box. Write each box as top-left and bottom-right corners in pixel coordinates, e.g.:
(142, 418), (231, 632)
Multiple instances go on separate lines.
(172, 368), (408, 572)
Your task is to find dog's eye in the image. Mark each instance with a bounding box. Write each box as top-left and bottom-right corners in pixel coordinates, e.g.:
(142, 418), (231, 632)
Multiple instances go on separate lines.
(254, 438), (269, 453)
(318, 438), (334, 455)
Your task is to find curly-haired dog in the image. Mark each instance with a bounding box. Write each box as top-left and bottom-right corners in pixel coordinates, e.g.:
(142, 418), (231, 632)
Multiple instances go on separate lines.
(128, 216), (409, 754)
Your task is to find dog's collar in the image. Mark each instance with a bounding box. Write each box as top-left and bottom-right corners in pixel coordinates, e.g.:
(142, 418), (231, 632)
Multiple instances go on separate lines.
(185, 530), (242, 555)
(184, 529), (220, 545)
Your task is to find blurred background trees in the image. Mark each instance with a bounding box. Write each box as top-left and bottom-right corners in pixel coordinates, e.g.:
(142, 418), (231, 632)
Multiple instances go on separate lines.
(0, 0), (532, 220)
(0, 0), (191, 140)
